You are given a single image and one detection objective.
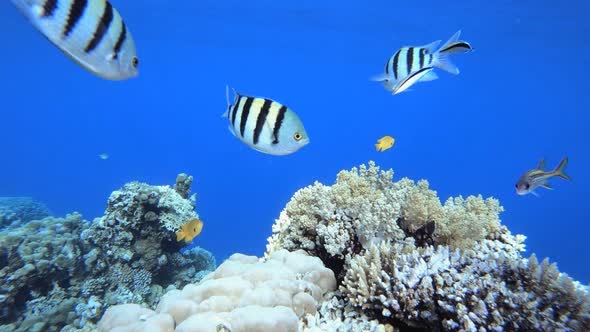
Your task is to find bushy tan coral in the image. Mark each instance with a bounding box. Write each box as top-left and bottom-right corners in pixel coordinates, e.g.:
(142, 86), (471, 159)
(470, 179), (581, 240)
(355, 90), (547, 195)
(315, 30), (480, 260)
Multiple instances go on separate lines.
(266, 161), (507, 280)
(436, 195), (503, 249)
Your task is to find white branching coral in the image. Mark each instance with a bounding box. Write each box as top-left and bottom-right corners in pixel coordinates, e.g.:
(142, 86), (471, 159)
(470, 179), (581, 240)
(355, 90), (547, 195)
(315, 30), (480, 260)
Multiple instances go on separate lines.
(264, 161), (590, 330)
(340, 237), (590, 331)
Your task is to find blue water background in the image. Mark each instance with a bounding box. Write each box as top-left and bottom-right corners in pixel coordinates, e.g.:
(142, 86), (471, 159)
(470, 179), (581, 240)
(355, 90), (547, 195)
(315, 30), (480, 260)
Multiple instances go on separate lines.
(1, 0), (588, 283)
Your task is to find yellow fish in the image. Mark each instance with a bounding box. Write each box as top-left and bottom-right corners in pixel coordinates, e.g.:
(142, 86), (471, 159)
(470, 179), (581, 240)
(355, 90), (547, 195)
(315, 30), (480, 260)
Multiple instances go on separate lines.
(375, 135), (395, 152)
(176, 218), (204, 243)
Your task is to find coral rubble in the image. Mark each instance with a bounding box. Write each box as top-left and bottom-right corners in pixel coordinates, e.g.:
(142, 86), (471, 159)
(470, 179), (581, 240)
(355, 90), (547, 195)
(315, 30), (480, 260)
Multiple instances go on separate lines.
(0, 175), (215, 331)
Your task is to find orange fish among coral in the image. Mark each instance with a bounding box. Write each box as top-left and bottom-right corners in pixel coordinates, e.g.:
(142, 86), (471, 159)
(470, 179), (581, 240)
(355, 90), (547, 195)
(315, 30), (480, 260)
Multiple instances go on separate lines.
(176, 218), (204, 243)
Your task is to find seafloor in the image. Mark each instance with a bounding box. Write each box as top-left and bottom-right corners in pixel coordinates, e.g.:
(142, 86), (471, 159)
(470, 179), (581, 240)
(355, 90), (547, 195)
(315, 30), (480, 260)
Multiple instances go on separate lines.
(0, 161), (588, 332)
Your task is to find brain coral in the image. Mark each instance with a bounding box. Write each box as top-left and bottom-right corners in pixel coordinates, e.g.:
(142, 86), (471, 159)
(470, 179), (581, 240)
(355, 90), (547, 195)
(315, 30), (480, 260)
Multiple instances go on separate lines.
(97, 249), (337, 332)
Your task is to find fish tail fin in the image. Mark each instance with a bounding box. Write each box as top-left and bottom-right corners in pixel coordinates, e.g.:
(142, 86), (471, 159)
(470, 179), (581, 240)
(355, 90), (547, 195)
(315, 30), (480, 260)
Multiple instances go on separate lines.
(553, 157), (571, 181)
(437, 30), (473, 55)
(437, 30), (462, 53)
(176, 231), (184, 242)
(432, 53), (459, 75)
(432, 31), (461, 75)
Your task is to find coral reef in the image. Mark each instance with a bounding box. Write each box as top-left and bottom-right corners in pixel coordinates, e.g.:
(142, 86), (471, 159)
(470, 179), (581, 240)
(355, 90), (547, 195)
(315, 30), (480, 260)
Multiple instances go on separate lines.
(266, 161), (503, 279)
(97, 249), (336, 332)
(265, 161), (590, 331)
(0, 175), (215, 331)
(341, 239), (590, 331)
(0, 196), (51, 228)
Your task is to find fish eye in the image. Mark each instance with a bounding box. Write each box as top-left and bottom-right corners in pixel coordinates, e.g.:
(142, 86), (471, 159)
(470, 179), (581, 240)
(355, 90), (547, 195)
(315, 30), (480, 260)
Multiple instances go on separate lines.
(525, 184), (530, 189)
(293, 132), (302, 141)
(132, 57), (139, 68)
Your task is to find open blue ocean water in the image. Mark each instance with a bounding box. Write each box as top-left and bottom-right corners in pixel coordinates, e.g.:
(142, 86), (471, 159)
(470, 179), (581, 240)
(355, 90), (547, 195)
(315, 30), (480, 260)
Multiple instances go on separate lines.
(0, 0), (588, 285)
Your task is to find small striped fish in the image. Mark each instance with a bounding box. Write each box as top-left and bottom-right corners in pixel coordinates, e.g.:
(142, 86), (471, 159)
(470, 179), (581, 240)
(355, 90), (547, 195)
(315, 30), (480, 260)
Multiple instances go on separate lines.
(371, 30), (472, 95)
(516, 157), (571, 196)
(224, 86), (309, 156)
(12, 0), (138, 80)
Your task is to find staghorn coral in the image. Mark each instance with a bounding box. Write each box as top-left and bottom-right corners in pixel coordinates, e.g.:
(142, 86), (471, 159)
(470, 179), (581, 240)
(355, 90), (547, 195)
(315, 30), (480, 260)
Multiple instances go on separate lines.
(0, 175), (215, 331)
(98, 249), (337, 332)
(266, 161), (505, 280)
(340, 237), (590, 331)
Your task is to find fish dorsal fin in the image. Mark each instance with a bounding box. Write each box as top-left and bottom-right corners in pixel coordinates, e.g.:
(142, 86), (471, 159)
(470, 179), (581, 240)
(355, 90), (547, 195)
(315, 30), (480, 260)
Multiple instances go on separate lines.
(223, 85), (240, 118)
(225, 85), (231, 109)
(537, 159), (545, 170)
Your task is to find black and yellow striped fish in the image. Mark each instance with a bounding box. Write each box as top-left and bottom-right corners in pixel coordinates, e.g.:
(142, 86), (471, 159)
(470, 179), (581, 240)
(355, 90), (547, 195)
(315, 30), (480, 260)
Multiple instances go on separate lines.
(371, 30), (472, 95)
(224, 86), (309, 156)
(12, 0), (138, 80)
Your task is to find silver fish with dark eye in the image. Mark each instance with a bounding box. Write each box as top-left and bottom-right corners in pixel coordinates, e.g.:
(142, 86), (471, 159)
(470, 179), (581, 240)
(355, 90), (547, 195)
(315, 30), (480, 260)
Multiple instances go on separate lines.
(515, 157), (571, 196)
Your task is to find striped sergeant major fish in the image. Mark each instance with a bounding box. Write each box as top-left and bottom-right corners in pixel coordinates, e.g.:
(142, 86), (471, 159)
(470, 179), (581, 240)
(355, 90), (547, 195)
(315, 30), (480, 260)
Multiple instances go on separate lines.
(515, 157), (571, 196)
(371, 30), (472, 95)
(224, 86), (309, 156)
(12, 0), (139, 80)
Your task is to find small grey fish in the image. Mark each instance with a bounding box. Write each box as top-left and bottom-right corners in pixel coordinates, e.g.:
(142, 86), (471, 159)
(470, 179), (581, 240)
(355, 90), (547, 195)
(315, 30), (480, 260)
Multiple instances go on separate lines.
(516, 157), (571, 196)
(371, 30), (472, 94)
(224, 86), (309, 156)
(12, 0), (139, 80)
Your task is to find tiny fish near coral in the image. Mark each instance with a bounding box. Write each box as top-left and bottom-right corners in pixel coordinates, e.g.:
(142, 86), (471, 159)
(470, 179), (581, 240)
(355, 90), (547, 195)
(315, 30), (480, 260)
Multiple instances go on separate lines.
(375, 135), (395, 152)
(176, 218), (204, 243)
